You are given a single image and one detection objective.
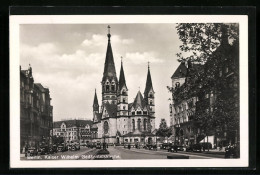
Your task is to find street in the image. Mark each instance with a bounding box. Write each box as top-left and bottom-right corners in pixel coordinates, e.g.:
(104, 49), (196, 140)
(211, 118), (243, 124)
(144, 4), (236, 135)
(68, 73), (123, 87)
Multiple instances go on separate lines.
(21, 146), (224, 160)
(107, 146), (223, 159)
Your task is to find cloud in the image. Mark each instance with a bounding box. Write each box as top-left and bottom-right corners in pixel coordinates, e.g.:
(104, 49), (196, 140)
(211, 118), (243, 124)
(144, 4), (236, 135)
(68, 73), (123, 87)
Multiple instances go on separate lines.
(20, 43), (105, 77)
(125, 52), (164, 64)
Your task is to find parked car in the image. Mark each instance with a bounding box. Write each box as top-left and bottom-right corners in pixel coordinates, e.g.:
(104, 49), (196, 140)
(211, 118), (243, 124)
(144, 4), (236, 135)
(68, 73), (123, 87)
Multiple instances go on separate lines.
(192, 144), (202, 152)
(57, 143), (67, 152)
(96, 142), (102, 149)
(88, 142), (95, 148)
(26, 147), (38, 157)
(177, 145), (184, 151)
(160, 143), (170, 150)
(52, 144), (57, 153)
(48, 146), (55, 154)
(67, 144), (73, 151)
(71, 142), (80, 151)
(200, 142), (212, 149)
(38, 146), (49, 155)
(186, 145), (193, 152)
(168, 144), (178, 152)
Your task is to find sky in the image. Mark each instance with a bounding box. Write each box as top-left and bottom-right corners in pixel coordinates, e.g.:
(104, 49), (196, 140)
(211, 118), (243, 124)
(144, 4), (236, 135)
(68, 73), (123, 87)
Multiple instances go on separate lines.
(20, 24), (182, 128)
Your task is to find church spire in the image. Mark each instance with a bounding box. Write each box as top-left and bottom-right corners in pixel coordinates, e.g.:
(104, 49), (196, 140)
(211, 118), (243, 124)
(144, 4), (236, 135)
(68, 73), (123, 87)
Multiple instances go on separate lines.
(119, 56), (127, 90)
(102, 25), (117, 81)
(144, 62), (154, 98)
(93, 89), (99, 107)
(133, 90), (144, 109)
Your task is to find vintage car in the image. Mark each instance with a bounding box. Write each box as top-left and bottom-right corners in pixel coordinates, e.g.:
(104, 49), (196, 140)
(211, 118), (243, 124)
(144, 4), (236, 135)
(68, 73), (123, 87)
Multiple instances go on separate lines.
(26, 147), (38, 157)
(168, 144), (178, 152)
(177, 145), (184, 151)
(87, 142), (95, 148)
(71, 142), (80, 151)
(96, 142), (102, 149)
(38, 146), (49, 155)
(48, 146), (55, 154)
(193, 144), (202, 152)
(160, 143), (170, 150)
(144, 144), (157, 151)
(51, 144), (57, 153)
(57, 143), (67, 152)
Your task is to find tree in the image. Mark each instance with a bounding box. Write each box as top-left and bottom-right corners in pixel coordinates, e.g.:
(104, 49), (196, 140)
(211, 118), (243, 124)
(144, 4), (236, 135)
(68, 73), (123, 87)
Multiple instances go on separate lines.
(156, 119), (172, 137)
(175, 23), (239, 147)
(176, 23), (238, 63)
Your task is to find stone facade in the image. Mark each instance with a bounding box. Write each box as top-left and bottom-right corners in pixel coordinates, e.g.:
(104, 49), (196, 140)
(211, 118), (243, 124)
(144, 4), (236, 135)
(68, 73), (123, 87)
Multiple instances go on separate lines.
(20, 65), (53, 152)
(53, 120), (96, 145)
(92, 26), (156, 144)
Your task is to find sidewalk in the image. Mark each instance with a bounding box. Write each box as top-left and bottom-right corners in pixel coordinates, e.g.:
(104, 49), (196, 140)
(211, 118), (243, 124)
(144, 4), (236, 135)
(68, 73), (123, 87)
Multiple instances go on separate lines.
(200, 149), (225, 155)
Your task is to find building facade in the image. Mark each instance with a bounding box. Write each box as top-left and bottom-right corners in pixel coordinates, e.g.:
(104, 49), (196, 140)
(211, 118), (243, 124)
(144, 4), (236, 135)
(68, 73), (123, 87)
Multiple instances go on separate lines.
(169, 62), (200, 146)
(169, 29), (239, 147)
(53, 119), (96, 145)
(20, 65), (53, 151)
(92, 26), (156, 144)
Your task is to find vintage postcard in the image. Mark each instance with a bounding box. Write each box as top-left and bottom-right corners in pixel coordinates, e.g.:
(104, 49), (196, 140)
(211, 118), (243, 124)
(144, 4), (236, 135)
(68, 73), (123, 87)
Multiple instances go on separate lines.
(10, 15), (248, 168)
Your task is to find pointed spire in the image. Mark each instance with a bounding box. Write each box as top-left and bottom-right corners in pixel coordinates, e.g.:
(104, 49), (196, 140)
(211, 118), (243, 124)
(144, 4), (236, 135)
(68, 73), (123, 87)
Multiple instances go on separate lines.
(144, 62), (153, 98)
(93, 89), (99, 107)
(133, 90), (144, 108)
(107, 25), (111, 41)
(102, 25), (117, 81)
(119, 56), (127, 90)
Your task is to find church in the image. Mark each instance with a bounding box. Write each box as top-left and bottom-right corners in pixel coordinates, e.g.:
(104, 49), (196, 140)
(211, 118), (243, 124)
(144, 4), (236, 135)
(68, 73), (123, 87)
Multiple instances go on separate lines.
(92, 26), (156, 144)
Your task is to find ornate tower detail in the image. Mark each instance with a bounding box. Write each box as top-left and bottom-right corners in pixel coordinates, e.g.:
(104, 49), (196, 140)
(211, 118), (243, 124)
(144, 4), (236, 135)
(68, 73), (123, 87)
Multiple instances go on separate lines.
(144, 62), (155, 117)
(117, 58), (128, 117)
(93, 89), (99, 115)
(102, 25), (118, 104)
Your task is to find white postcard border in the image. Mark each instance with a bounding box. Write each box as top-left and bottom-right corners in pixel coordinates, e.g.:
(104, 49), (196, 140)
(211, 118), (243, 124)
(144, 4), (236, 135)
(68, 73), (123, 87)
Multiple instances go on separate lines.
(10, 15), (248, 168)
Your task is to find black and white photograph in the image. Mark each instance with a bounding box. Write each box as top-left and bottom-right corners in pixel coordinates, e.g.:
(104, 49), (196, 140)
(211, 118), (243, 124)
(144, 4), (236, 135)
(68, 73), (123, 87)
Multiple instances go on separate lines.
(10, 15), (248, 168)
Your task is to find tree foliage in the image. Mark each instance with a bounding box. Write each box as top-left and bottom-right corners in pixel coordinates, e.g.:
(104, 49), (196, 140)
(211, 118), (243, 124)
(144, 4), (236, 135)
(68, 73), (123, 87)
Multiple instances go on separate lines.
(174, 23), (239, 143)
(156, 119), (172, 137)
(176, 23), (239, 63)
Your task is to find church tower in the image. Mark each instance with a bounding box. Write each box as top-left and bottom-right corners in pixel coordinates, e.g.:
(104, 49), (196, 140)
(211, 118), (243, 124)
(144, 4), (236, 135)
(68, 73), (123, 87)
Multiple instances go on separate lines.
(93, 89), (99, 114)
(144, 63), (155, 117)
(117, 58), (128, 117)
(101, 25), (118, 105)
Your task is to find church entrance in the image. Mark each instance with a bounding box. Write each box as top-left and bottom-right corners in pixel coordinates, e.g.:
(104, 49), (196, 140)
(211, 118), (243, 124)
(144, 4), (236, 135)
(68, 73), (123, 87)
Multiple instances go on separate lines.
(148, 137), (152, 144)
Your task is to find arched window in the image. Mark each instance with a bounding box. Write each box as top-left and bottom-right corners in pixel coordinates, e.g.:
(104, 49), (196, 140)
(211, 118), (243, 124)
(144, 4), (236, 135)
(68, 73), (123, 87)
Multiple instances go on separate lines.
(149, 93), (153, 98)
(104, 121), (109, 134)
(111, 82), (115, 91)
(150, 100), (153, 105)
(123, 98), (126, 103)
(132, 119), (135, 131)
(106, 85), (109, 91)
(137, 119), (141, 130)
(143, 119), (147, 131)
(122, 90), (126, 95)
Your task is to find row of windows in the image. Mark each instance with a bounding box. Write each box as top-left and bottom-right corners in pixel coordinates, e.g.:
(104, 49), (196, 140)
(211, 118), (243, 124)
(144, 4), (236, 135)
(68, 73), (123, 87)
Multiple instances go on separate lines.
(131, 111), (148, 115)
